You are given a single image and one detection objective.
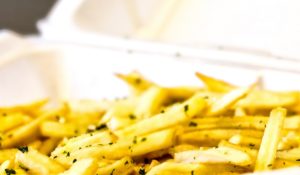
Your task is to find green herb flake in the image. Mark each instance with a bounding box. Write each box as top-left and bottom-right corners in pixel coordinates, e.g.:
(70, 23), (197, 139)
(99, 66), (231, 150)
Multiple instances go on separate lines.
(124, 160), (129, 165)
(19, 164), (29, 172)
(96, 124), (107, 130)
(139, 168), (146, 175)
(17, 146), (28, 153)
(189, 121), (197, 127)
(184, 105), (189, 112)
(141, 137), (147, 142)
(135, 78), (141, 84)
(191, 170), (194, 175)
(5, 169), (16, 175)
(110, 168), (115, 175)
(133, 136), (137, 144)
(129, 114), (136, 120)
(73, 159), (77, 163)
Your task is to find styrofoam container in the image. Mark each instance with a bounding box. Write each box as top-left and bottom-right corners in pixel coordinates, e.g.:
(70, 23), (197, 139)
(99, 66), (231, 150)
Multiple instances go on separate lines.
(1, 31), (300, 174)
(39, 0), (300, 60)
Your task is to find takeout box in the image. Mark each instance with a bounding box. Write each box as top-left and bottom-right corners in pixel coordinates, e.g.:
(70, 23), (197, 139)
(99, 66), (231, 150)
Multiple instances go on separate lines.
(1, 30), (300, 174)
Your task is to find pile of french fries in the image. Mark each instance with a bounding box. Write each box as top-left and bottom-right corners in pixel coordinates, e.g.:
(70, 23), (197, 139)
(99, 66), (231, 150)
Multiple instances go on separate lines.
(1, 71), (300, 175)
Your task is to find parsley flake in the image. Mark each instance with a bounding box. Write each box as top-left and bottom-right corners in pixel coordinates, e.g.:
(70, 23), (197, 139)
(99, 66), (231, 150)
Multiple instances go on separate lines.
(18, 146), (28, 153)
(184, 105), (189, 112)
(189, 121), (197, 127)
(96, 124), (107, 130)
(139, 168), (146, 175)
(5, 169), (16, 175)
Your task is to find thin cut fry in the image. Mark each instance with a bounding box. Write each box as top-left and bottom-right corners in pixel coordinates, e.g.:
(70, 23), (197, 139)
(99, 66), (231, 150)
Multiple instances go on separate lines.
(254, 108), (287, 171)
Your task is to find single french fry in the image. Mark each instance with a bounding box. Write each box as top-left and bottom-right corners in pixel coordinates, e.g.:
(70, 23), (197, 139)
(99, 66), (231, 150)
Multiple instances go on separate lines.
(218, 140), (258, 162)
(206, 87), (252, 116)
(52, 131), (115, 156)
(147, 162), (206, 175)
(0, 113), (31, 132)
(52, 129), (174, 166)
(277, 131), (300, 150)
(15, 148), (65, 175)
(273, 159), (300, 169)
(40, 121), (78, 138)
(277, 148), (300, 161)
(236, 90), (299, 109)
(96, 157), (134, 175)
(184, 116), (268, 131)
(229, 134), (261, 149)
(0, 99), (48, 114)
(115, 71), (154, 95)
(134, 86), (167, 118)
(168, 144), (199, 156)
(115, 94), (206, 138)
(101, 98), (136, 128)
(179, 129), (263, 145)
(254, 108), (287, 171)
(195, 72), (235, 93)
(175, 146), (252, 166)
(39, 138), (60, 155)
(166, 86), (200, 100)
(58, 158), (97, 175)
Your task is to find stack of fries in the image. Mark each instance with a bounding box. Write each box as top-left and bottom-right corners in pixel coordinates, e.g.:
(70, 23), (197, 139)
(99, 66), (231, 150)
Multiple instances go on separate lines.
(0, 71), (300, 175)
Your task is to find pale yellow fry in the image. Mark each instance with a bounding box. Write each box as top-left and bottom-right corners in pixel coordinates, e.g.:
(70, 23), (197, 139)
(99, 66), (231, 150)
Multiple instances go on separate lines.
(174, 146), (252, 166)
(0, 149), (17, 164)
(185, 116), (300, 131)
(278, 131), (300, 150)
(166, 86), (200, 100)
(236, 90), (299, 109)
(0, 113), (31, 132)
(52, 131), (114, 156)
(284, 115), (300, 130)
(15, 148), (65, 175)
(134, 86), (167, 118)
(229, 134), (261, 149)
(185, 116), (268, 131)
(147, 162), (205, 175)
(101, 98), (136, 129)
(277, 148), (300, 161)
(206, 87), (252, 116)
(254, 108), (287, 171)
(39, 138), (60, 155)
(218, 140), (258, 162)
(59, 158), (98, 175)
(96, 157), (134, 175)
(0, 110), (56, 148)
(179, 129), (263, 145)
(147, 162), (245, 175)
(168, 144), (199, 156)
(40, 121), (78, 138)
(115, 94), (206, 138)
(0, 99), (48, 114)
(195, 72), (235, 93)
(115, 71), (154, 95)
(53, 129), (174, 166)
(273, 159), (300, 169)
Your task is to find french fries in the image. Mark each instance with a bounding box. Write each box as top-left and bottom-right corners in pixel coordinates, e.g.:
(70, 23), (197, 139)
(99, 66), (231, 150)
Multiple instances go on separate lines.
(0, 71), (300, 174)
